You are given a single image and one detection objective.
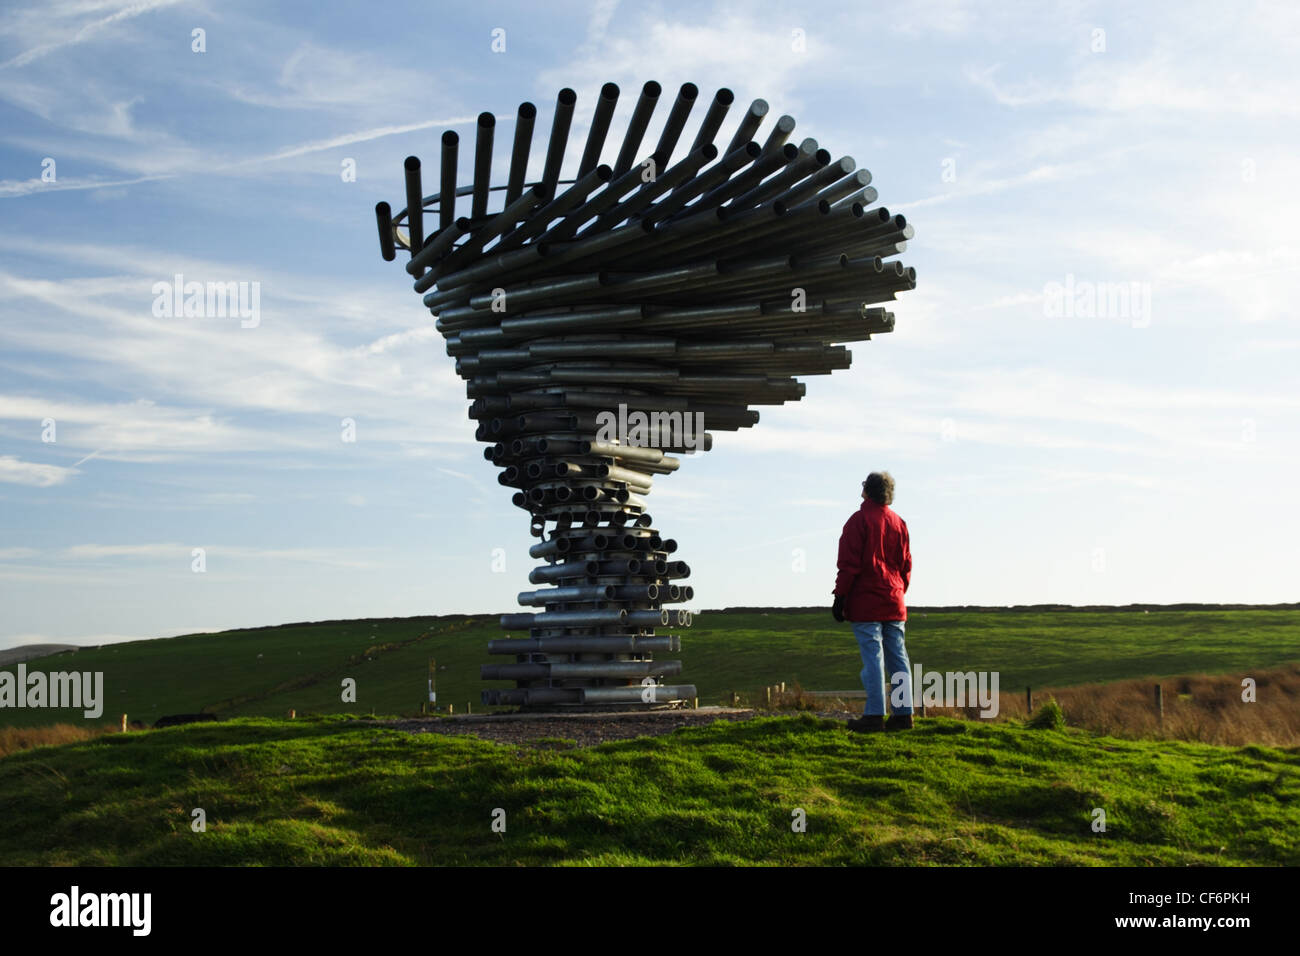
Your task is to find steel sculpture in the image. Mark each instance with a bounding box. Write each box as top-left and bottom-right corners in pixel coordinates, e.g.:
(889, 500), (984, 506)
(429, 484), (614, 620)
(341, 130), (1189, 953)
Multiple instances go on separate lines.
(374, 82), (916, 709)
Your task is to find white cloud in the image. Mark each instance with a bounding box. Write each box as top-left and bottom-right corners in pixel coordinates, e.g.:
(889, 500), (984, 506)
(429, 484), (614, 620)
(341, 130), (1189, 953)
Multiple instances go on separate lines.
(0, 0), (182, 70)
(0, 236), (472, 461)
(0, 172), (175, 199)
(893, 161), (1090, 211)
(239, 115), (481, 166)
(0, 455), (77, 486)
(59, 543), (377, 568)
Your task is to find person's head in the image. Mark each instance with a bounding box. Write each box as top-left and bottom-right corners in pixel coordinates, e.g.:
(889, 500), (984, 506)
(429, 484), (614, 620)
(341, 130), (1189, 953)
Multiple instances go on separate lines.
(862, 471), (895, 506)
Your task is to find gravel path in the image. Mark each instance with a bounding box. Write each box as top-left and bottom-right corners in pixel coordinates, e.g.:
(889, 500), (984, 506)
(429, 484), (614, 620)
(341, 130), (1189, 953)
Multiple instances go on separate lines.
(376, 707), (774, 748)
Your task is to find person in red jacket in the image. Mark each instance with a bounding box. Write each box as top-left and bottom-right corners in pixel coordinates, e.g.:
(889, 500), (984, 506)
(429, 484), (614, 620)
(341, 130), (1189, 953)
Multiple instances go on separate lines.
(832, 471), (914, 733)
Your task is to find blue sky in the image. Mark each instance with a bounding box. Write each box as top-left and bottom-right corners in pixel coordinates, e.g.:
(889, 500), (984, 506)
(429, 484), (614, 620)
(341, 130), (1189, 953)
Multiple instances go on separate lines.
(1, 0), (1297, 649)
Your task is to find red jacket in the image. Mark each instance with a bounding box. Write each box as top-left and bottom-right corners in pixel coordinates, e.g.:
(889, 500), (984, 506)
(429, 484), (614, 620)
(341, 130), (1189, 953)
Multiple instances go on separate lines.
(834, 499), (911, 622)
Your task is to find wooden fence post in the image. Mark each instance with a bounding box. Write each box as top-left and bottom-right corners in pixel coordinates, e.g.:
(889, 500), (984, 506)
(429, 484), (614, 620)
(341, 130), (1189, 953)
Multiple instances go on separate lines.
(120, 713), (127, 733)
(1026, 686), (1032, 714)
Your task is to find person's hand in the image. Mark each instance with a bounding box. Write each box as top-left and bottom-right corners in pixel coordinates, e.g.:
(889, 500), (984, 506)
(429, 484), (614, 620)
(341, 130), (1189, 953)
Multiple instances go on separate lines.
(832, 594), (845, 622)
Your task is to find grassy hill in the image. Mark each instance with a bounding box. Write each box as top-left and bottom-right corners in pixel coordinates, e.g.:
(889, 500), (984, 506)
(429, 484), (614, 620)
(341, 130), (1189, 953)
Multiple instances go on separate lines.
(0, 713), (1295, 866)
(2, 608), (1298, 728)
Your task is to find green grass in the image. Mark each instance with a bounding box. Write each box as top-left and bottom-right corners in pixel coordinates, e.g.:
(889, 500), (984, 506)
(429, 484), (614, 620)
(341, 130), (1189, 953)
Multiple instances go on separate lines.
(0, 614), (491, 728)
(1, 714), (1295, 865)
(3, 608), (1298, 728)
(687, 608), (1300, 697)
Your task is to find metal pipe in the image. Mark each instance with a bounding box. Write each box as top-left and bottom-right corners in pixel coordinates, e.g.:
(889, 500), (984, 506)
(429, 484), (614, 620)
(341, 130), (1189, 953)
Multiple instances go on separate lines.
(534, 219), (654, 272)
(528, 339), (675, 359)
(528, 537), (572, 558)
(439, 130), (459, 230)
(495, 164), (611, 252)
(586, 143), (717, 232)
(403, 156), (424, 256)
(542, 161), (661, 241)
(375, 202), (395, 261)
(626, 609), (670, 627)
(482, 688), (576, 705)
(606, 463), (655, 485)
(541, 87), (577, 197)
(581, 440), (666, 463)
(498, 304), (644, 335)
(802, 168), (872, 209)
(726, 140), (824, 210)
(408, 216), (470, 280)
(528, 560), (600, 583)
(578, 82), (620, 176)
(611, 584), (660, 600)
(773, 155), (854, 208)
(471, 112), (495, 219)
(424, 239), (545, 290)
(483, 660), (683, 680)
(605, 261), (719, 298)
(690, 87), (734, 152)
(649, 141), (761, 222)
(761, 114), (797, 153)
(693, 143), (797, 211)
(724, 98), (768, 155)
(579, 684), (696, 704)
(505, 101), (537, 203)
(439, 185), (549, 274)
(466, 271), (605, 313)
(613, 80), (661, 176)
(831, 185), (877, 210)
(516, 584), (615, 605)
(653, 82), (698, 165)
(500, 608), (627, 628)
(486, 635), (678, 654)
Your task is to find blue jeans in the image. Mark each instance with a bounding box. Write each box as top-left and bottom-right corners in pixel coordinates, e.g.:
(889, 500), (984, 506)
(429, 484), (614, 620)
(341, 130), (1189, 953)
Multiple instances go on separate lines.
(852, 620), (912, 717)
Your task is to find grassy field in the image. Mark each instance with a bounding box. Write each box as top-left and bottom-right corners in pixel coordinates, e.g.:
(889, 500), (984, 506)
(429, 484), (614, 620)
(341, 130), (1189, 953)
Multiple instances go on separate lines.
(0, 713), (1295, 866)
(2, 608), (1298, 729)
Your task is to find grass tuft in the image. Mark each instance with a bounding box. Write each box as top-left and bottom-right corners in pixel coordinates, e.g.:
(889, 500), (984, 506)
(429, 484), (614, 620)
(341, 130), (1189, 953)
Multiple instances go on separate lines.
(1027, 698), (1067, 731)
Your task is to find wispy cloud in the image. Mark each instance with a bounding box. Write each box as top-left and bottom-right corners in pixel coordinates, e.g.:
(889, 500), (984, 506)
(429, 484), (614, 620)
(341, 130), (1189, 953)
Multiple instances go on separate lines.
(58, 543), (378, 568)
(0, 455), (77, 486)
(238, 115), (481, 166)
(0, 172), (175, 199)
(0, 0), (182, 70)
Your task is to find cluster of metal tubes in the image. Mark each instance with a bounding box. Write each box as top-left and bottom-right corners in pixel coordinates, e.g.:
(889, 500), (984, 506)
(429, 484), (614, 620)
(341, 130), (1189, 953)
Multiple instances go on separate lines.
(375, 82), (915, 709)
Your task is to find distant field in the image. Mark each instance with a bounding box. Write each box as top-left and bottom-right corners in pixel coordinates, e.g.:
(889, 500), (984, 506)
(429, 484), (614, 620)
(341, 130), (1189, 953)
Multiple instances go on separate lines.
(1, 608), (1298, 729)
(0, 714), (1295, 866)
(0, 644), (77, 667)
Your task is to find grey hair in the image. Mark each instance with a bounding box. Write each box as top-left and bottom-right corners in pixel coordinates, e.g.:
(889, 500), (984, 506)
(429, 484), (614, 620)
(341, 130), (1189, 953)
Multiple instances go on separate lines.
(864, 471), (895, 506)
